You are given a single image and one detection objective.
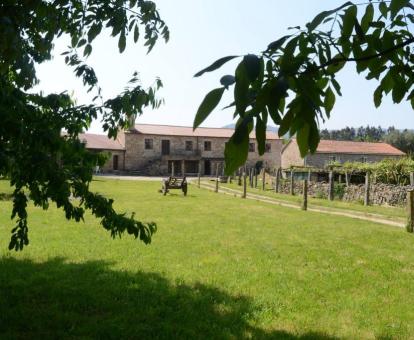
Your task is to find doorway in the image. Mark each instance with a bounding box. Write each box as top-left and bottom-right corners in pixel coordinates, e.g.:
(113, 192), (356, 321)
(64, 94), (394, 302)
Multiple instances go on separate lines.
(113, 155), (119, 170)
(204, 160), (211, 176)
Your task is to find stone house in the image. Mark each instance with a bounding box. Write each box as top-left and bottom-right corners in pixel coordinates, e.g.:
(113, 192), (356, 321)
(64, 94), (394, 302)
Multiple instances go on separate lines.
(81, 124), (283, 175)
(79, 133), (125, 172)
(281, 139), (405, 169)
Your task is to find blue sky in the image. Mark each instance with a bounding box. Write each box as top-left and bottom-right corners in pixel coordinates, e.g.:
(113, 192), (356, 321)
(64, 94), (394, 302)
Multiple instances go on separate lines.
(35, 0), (413, 133)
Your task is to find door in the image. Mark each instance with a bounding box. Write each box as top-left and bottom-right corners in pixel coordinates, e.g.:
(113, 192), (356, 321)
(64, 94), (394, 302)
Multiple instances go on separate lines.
(113, 155), (119, 170)
(161, 140), (170, 155)
(204, 160), (211, 176)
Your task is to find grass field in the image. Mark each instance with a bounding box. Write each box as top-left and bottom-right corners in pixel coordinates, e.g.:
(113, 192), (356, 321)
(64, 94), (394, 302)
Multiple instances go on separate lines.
(1, 178), (414, 338)
(218, 180), (406, 221)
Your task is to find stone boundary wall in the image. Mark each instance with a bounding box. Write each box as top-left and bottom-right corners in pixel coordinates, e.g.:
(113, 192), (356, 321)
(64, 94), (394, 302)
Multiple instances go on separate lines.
(277, 180), (412, 207)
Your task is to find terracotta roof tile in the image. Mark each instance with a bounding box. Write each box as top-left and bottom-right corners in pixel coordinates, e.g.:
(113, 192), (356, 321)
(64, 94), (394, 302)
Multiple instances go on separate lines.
(316, 139), (405, 155)
(79, 133), (125, 150)
(132, 124), (280, 140)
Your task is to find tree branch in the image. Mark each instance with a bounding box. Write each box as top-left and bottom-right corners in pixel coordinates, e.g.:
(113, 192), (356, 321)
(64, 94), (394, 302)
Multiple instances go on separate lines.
(317, 37), (414, 71)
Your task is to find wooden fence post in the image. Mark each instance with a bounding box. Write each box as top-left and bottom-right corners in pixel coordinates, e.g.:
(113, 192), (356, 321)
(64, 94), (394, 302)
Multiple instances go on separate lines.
(410, 172), (414, 186)
(171, 162), (175, 177)
(262, 169), (266, 190)
(364, 172), (370, 206)
(290, 169), (295, 195)
(215, 163), (219, 193)
(328, 170), (334, 201)
(302, 179), (308, 211)
(242, 166), (247, 198)
(406, 190), (414, 232)
(181, 160), (185, 177)
(275, 168), (280, 193)
(197, 162), (201, 188)
(254, 169), (258, 188)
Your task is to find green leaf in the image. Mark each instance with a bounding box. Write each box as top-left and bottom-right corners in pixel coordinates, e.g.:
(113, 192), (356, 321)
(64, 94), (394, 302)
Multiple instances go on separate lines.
(224, 133), (249, 175)
(194, 56), (239, 77)
(296, 123), (310, 157)
(380, 71), (394, 94)
(118, 32), (126, 53)
(83, 44), (92, 57)
(341, 5), (357, 39)
(374, 86), (383, 108)
(194, 87), (225, 129)
(354, 19), (365, 42)
(256, 117), (266, 155)
(88, 23), (102, 43)
(308, 121), (320, 154)
(306, 1), (353, 31)
(327, 54), (346, 74)
(134, 25), (139, 43)
(278, 110), (295, 137)
(234, 61), (250, 114)
(390, 0), (409, 19)
(243, 54), (261, 82)
(324, 86), (336, 116)
(331, 78), (342, 96)
(379, 2), (388, 18)
(361, 3), (374, 33)
(392, 79), (407, 104)
(266, 35), (290, 52)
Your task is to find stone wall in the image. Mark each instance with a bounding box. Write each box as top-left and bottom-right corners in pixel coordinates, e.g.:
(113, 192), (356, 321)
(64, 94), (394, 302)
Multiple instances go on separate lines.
(277, 180), (330, 198)
(276, 178), (412, 207)
(342, 183), (412, 206)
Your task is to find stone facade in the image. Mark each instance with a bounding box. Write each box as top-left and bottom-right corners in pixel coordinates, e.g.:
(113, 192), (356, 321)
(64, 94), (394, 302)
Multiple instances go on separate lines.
(281, 140), (303, 168)
(304, 153), (401, 168)
(123, 130), (282, 176)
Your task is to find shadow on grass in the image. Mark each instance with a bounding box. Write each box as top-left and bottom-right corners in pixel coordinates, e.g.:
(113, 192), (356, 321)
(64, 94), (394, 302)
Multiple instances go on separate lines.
(0, 257), (337, 339)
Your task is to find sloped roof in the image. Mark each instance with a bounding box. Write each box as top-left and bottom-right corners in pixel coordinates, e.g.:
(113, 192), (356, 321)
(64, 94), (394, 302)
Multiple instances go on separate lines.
(316, 139), (405, 155)
(132, 124), (280, 140)
(79, 133), (125, 151)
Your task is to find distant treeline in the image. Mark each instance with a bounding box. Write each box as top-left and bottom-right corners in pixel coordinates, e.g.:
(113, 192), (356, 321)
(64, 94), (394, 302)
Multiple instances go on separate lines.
(319, 126), (414, 155)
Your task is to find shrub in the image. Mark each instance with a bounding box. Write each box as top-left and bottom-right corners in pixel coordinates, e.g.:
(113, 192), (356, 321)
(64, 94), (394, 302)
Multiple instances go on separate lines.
(334, 183), (346, 199)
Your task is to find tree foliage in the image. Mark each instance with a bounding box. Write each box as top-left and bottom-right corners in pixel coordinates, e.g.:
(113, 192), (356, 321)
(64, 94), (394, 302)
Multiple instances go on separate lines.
(0, 0), (169, 250)
(195, 0), (414, 174)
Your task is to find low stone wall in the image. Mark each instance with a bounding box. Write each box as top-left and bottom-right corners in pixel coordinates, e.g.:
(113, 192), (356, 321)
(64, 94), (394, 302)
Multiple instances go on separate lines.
(278, 181), (330, 198)
(342, 183), (413, 207)
(277, 180), (412, 207)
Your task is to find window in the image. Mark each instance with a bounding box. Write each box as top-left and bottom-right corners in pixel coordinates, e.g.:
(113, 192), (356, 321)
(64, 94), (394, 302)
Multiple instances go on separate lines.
(185, 140), (193, 151)
(265, 143), (271, 153)
(204, 141), (212, 151)
(328, 155), (336, 162)
(161, 140), (170, 155)
(144, 138), (153, 150)
(361, 156), (368, 163)
(249, 143), (255, 152)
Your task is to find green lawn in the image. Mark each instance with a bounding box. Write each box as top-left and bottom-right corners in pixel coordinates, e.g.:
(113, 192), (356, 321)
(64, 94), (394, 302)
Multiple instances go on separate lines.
(219, 180), (406, 221)
(1, 179), (414, 338)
